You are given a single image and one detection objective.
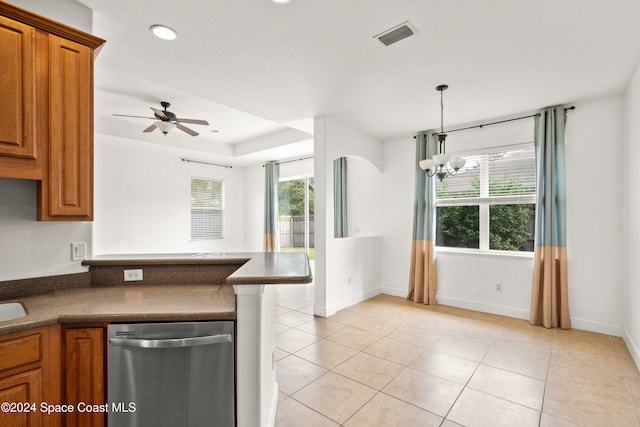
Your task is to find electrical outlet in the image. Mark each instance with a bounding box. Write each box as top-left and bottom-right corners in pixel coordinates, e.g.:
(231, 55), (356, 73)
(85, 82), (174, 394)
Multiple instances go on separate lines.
(71, 242), (87, 261)
(124, 269), (143, 282)
(496, 283), (503, 292)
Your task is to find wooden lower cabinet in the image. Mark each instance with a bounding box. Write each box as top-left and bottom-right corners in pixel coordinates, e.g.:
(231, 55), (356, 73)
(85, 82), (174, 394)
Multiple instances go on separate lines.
(63, 326), (105, 427)
(0, 324), (110, 427)
(0, 369), (43, 427)
(0, 325), (60, 427)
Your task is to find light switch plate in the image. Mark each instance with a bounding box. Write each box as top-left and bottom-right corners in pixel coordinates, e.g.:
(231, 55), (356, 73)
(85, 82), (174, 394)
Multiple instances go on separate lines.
(71, 242), (87, 261)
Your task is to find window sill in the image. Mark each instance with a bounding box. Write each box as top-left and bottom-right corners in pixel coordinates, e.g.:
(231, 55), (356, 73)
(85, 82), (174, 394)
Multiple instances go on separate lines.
(435, 247), (534, 259)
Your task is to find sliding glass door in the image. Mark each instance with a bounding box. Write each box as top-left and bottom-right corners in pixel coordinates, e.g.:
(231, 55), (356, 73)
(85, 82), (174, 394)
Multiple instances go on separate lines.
(278, 177), (314, 260)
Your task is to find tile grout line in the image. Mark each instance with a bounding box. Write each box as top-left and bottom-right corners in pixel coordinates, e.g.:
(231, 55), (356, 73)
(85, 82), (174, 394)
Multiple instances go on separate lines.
(275, 289), (640, 427)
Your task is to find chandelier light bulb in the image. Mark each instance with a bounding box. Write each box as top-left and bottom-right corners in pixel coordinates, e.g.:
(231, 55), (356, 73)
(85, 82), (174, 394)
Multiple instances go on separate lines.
(449, 157), (466, 171)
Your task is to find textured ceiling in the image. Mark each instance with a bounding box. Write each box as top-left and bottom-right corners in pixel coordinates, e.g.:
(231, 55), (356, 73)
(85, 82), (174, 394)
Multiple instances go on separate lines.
(14, 0), (640, 165)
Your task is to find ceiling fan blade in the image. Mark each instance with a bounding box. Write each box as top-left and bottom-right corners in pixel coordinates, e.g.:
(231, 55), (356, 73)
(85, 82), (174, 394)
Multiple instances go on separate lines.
(113, 114), (155, 120)
(176, 118), (209, 126)
(177, 123), (199, 136)
(150, 107), (168, 119)
(143, 124), (157, 133)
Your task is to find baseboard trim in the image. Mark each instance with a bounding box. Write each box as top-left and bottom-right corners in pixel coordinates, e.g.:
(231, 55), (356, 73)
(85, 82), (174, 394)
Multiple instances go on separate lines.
(342, 289), (625, 336)
(381, 287), (406, 298)
(267, 381), (278, 427)
(623, 328), (640, 372)
(569, 317), (623, 337)
(313, 304), (337, 318)
(435, 295), (530, 320)
(313, 288), (383, 317)
(414, 294), (624, 336)
(334, 287), (382, 312)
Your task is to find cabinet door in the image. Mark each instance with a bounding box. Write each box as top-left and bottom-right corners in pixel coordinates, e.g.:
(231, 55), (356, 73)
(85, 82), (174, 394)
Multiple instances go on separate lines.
(46, 34), (93, 219)
(0, 369), (43, 427)
(0, 15), (37, 160)
(64, 328), (104, 427)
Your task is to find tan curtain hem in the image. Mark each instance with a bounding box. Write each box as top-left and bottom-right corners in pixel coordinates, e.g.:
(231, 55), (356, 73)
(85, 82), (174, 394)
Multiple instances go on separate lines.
(263, 233), (277, 252)
(407, 240), (437, 305)
(529, 246), (570, 329)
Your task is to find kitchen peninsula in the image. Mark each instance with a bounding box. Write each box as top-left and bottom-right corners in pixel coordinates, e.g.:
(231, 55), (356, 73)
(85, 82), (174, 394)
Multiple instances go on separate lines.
(0, 252), (312, 427)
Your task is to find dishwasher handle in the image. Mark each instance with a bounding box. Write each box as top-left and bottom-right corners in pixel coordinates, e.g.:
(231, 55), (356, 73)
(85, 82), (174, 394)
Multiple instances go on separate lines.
(109, 333), (232, 349)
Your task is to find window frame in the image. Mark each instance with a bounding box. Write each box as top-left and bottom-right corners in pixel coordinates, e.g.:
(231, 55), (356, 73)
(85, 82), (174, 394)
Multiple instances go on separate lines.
(435, 142), (535, 256)
(190, 176), (225, 241)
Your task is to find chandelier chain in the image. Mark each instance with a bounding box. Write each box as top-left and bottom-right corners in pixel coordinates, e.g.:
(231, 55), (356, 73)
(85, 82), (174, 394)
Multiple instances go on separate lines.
(440, 89), (444, 135)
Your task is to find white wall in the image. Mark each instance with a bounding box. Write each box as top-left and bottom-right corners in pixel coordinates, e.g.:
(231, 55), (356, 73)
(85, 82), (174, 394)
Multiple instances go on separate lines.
(93, 134), (246, 254)
(244, 164), (266, 252)
(0, 178), (92, 281)
(624, 62), (640, 363)
(279, 158), (314, 181)
(381, 96), (626, 336)
(0, 0), (95, 282)
(380, 135), (414, 296)
(564, 95), (625, 334)
(314, 116), (383, 316)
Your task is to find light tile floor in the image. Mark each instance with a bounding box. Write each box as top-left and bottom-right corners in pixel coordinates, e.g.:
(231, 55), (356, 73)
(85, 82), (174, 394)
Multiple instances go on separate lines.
(272, 284), (640, 427)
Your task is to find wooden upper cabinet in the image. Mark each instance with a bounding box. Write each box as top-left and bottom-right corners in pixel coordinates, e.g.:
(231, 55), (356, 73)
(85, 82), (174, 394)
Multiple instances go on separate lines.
(44, 35), (93, 219)
(0, 2), (105, 221)
(0, 14), (39, 178)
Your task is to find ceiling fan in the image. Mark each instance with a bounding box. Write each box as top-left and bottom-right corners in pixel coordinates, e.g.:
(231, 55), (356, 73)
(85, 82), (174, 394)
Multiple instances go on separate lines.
(113, 101), (210, 136)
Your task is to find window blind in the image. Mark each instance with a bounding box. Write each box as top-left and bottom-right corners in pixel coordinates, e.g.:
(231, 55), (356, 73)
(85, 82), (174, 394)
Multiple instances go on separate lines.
(191, 178), (224, 240)
(436, 144), (535, 206)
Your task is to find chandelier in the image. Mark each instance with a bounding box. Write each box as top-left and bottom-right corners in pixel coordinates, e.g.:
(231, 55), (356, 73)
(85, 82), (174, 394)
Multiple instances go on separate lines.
(419, 84), (465, 181)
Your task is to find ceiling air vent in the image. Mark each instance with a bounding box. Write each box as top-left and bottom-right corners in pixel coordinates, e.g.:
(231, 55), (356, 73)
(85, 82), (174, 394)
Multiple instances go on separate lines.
(374, 21), (418, 47)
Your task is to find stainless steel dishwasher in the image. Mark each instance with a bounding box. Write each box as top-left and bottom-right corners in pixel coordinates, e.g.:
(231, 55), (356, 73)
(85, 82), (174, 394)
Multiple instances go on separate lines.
(107, 321), (235, 427)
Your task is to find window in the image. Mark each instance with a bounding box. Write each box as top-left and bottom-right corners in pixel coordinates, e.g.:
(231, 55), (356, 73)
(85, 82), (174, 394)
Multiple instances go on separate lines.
(278, 177), (315, 259)
(191, 177), (224, 240)
(435, 143), (535, 252)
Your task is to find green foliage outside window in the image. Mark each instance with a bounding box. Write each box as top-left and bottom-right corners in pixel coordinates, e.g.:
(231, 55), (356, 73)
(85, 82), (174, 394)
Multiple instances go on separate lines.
(437, 205), (480, 248)
(489, 204), (534, 251)
(436, 177), (534, 252)
(278, 179), (314, 216)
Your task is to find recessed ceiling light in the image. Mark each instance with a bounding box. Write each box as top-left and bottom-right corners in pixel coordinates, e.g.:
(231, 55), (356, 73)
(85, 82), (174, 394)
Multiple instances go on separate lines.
(150, 25), (178, 40)
(272, 0), (291, 4)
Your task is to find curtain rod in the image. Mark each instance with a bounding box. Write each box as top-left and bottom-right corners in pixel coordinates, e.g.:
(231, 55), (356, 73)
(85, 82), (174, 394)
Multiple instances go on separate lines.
(416, 106), (575, 137)
(278, 156), (313, 165)
(181, 158), (233, 168)
(262, 156), (314, 167)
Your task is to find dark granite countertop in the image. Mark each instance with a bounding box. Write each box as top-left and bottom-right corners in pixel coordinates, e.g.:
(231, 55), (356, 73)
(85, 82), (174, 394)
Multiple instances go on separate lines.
(0, 252), (312, 334)
(0, 285), (237, 334)
(82, 252), (313, 285)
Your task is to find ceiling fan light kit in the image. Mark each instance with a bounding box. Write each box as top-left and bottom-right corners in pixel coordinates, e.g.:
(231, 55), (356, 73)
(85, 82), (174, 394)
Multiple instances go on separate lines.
(155, 121), (176, 135)
(114, 101), (209, 137)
